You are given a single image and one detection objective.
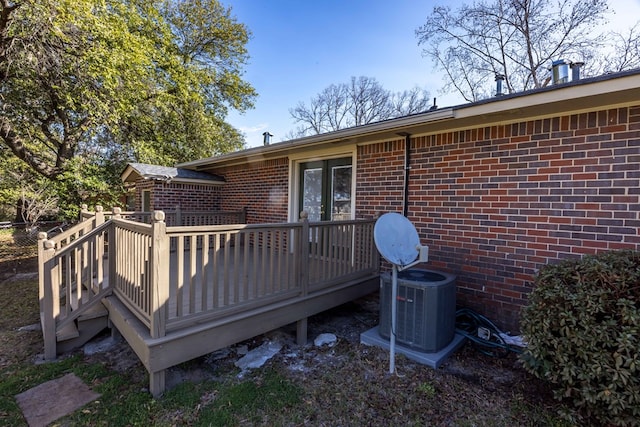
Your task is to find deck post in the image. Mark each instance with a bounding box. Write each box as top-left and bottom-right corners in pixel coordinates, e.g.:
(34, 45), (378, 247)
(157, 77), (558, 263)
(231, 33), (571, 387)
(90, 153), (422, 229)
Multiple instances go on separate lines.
(150, 370), (166, 398)
(106, 208), (121, 337)
(150, 211), (169, 339)
(175, 205), (182, 226)
(39, 235), (58, 360)
(80, 204), (89, 222)
(107, 207), (122, 287)
(296, 318), (308, 346)
(37, 232), (47, 313)
(94, 205), (104, 227)
(296, 211), (310, 345)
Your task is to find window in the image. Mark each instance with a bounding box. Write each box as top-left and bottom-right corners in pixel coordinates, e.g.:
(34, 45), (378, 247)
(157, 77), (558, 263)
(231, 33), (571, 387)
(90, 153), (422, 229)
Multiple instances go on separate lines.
(142, 190), (151, 212)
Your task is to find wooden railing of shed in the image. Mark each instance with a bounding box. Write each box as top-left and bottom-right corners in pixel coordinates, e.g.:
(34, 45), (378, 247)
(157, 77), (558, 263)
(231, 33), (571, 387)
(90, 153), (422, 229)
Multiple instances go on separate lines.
(40, 206), (377, 356)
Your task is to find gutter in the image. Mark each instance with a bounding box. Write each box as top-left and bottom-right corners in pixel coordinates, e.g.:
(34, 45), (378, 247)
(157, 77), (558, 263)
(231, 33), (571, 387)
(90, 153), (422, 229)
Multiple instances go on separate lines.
(178, 67), (640, 171)
(178, 108), (455, 169)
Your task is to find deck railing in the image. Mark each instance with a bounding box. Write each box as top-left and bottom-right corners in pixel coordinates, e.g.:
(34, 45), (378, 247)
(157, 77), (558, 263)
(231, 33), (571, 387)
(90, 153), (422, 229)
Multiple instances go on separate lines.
(111, 211), (378, 337)
(115, 206), (247, 226)
(40, 206), (378, 354)
(39, 208), (112, 359)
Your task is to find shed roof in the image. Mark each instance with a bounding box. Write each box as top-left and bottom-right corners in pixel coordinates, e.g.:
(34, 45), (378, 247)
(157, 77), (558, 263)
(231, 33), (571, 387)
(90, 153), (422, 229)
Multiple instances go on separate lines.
(121, 163), (225, 185)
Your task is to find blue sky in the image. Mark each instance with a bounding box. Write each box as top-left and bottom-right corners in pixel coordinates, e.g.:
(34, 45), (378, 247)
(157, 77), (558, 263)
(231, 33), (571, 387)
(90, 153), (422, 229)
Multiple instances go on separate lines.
(223, 0), (640, 148)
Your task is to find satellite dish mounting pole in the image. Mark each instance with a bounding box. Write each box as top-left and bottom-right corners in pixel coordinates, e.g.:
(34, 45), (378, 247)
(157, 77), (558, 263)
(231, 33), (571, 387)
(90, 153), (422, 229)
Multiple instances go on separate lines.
(373, 212), (429, 375)
(390, 264), (399, 374)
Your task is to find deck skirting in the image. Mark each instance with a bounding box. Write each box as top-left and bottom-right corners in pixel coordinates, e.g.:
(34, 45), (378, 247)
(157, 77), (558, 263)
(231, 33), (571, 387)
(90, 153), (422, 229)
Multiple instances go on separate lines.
(104, 274), (378, 393)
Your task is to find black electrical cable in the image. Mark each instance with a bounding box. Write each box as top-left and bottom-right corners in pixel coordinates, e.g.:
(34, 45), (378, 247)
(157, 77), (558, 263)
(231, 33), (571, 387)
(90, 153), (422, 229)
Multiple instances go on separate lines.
(455, 307), (523, 357)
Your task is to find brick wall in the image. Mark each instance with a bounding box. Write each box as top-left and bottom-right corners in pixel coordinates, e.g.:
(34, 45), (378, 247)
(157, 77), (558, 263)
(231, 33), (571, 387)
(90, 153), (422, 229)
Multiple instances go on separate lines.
(130, 105), (639, 331)
(357, 105), (640, 332)
(133, 179), (221, 212)
(215, 158), (290, 224)
(133, 179), (154, 211)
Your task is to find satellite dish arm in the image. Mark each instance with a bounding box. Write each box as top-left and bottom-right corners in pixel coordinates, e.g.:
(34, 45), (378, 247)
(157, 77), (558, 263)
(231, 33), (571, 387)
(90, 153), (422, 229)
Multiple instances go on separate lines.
(398, 245), (429, 271)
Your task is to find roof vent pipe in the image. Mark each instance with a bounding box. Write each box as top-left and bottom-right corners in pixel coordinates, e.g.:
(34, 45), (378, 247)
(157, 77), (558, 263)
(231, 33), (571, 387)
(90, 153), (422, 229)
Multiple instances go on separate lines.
(550, 59), (570, 84)
(571, 61), (584, 81)
(262, 132), (273, 146)
(495, 73), (505, 96)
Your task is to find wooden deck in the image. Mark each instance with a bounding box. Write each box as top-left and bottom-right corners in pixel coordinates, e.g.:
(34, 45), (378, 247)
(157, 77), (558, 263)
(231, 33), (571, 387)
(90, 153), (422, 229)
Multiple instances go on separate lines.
(39, 207), (379, 396)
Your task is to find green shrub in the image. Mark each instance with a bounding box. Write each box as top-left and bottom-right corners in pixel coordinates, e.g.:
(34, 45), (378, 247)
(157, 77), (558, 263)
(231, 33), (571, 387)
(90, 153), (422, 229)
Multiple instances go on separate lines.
(520, 250), (640, 426)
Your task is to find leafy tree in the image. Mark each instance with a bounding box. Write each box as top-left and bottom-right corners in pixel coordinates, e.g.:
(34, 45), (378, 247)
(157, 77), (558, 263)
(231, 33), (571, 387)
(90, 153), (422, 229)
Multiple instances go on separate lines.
(415, 0), (633, 102)
(0, 151), (59, 228)
(0, 0), (255, 215)
(110, 0), (254, 165)
(289, 76), (431, 137)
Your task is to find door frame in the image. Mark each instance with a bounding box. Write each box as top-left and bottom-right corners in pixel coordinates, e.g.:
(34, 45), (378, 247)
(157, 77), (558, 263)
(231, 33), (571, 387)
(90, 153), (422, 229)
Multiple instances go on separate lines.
(288, 147), (357, 223)
(299, 157), (352, 222)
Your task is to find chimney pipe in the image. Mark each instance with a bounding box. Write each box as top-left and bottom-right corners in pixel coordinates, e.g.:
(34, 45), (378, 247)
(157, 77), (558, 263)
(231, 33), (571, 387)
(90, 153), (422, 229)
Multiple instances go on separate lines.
(495, 73), (505, 96)
(262, 132), (273, 146)
(550, 59), (570, 84)
(571, 61), (584, 81)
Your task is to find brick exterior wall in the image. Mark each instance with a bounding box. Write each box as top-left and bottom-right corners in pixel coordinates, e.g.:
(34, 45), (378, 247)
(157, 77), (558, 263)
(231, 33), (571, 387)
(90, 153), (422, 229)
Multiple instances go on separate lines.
(132, 103), (639, 332)
(215, 158), (290, 224)
(133, 179), (221, 212)
(357, 105), (640, 332)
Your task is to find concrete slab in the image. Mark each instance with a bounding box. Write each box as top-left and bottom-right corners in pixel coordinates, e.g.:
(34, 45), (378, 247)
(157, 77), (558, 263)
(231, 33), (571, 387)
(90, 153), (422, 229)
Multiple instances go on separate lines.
(15, 373), (100, 427)
(360, 326), (466, 369)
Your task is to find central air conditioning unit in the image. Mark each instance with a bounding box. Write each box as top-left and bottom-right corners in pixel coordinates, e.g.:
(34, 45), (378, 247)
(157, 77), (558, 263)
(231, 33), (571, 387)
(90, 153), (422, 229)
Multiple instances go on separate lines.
(379, 269), (456, 353)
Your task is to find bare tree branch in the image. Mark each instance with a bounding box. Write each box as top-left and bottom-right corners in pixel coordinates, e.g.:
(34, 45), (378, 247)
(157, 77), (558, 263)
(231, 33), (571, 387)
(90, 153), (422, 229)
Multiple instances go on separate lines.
(289, 76), (431, 137)
(416, 0), (614, 102)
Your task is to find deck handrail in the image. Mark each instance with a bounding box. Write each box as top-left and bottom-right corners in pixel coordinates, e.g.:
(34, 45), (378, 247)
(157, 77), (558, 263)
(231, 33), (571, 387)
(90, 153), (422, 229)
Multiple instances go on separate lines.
(54, 205), (107, 249)
(40, 205), (378, 356)
(116, 207), (247, 226)
(38, 214), (113, 359)
(106, 211), (377, 337)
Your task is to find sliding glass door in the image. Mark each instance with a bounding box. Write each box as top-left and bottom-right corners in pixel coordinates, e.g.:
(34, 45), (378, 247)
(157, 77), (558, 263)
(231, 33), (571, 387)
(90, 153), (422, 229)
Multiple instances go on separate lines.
(299, 157), (352, 221)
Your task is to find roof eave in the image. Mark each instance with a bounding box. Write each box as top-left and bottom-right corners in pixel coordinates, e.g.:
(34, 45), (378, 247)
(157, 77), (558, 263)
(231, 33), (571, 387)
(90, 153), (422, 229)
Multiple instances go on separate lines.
(177, 107), (455, 170)
(178, 68), (640, 171)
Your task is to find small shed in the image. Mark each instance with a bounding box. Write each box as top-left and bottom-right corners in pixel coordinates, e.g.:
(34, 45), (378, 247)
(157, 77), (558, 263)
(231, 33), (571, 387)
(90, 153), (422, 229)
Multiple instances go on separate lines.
(121, 162), (225, 212)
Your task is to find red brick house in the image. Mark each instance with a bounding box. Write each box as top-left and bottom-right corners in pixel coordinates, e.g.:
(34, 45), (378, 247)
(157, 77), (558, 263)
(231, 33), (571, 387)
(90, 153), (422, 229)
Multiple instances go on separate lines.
(124, 69), (640, 331)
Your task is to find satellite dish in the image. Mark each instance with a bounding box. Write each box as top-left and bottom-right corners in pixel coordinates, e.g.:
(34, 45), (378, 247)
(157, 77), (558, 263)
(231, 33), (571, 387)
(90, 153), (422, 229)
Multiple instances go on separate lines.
(374, 212), (427, 375)
(374, 212), (420, 267)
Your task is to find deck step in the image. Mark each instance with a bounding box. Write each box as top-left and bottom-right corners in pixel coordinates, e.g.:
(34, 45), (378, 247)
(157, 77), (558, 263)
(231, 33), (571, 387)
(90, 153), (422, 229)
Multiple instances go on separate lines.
(56, 322), (79, 341)
(52, 301), (109, 352)
(57, 315), (109, 353)
(78, 302), (108, 321)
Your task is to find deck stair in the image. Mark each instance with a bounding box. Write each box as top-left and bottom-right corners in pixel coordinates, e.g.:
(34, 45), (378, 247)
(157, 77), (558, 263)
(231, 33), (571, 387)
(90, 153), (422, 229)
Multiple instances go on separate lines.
(44, 275), (110, 354)
(55, 300), (109, 353)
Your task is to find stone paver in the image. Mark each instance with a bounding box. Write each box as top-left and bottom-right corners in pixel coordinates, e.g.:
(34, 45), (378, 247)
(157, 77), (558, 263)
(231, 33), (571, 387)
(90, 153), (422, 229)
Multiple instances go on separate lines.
(15, 373), (100, 427)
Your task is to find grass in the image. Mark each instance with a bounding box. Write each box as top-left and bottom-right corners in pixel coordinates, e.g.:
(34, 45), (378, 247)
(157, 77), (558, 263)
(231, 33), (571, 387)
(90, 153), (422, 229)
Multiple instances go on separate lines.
(0, 232), (574, 426)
